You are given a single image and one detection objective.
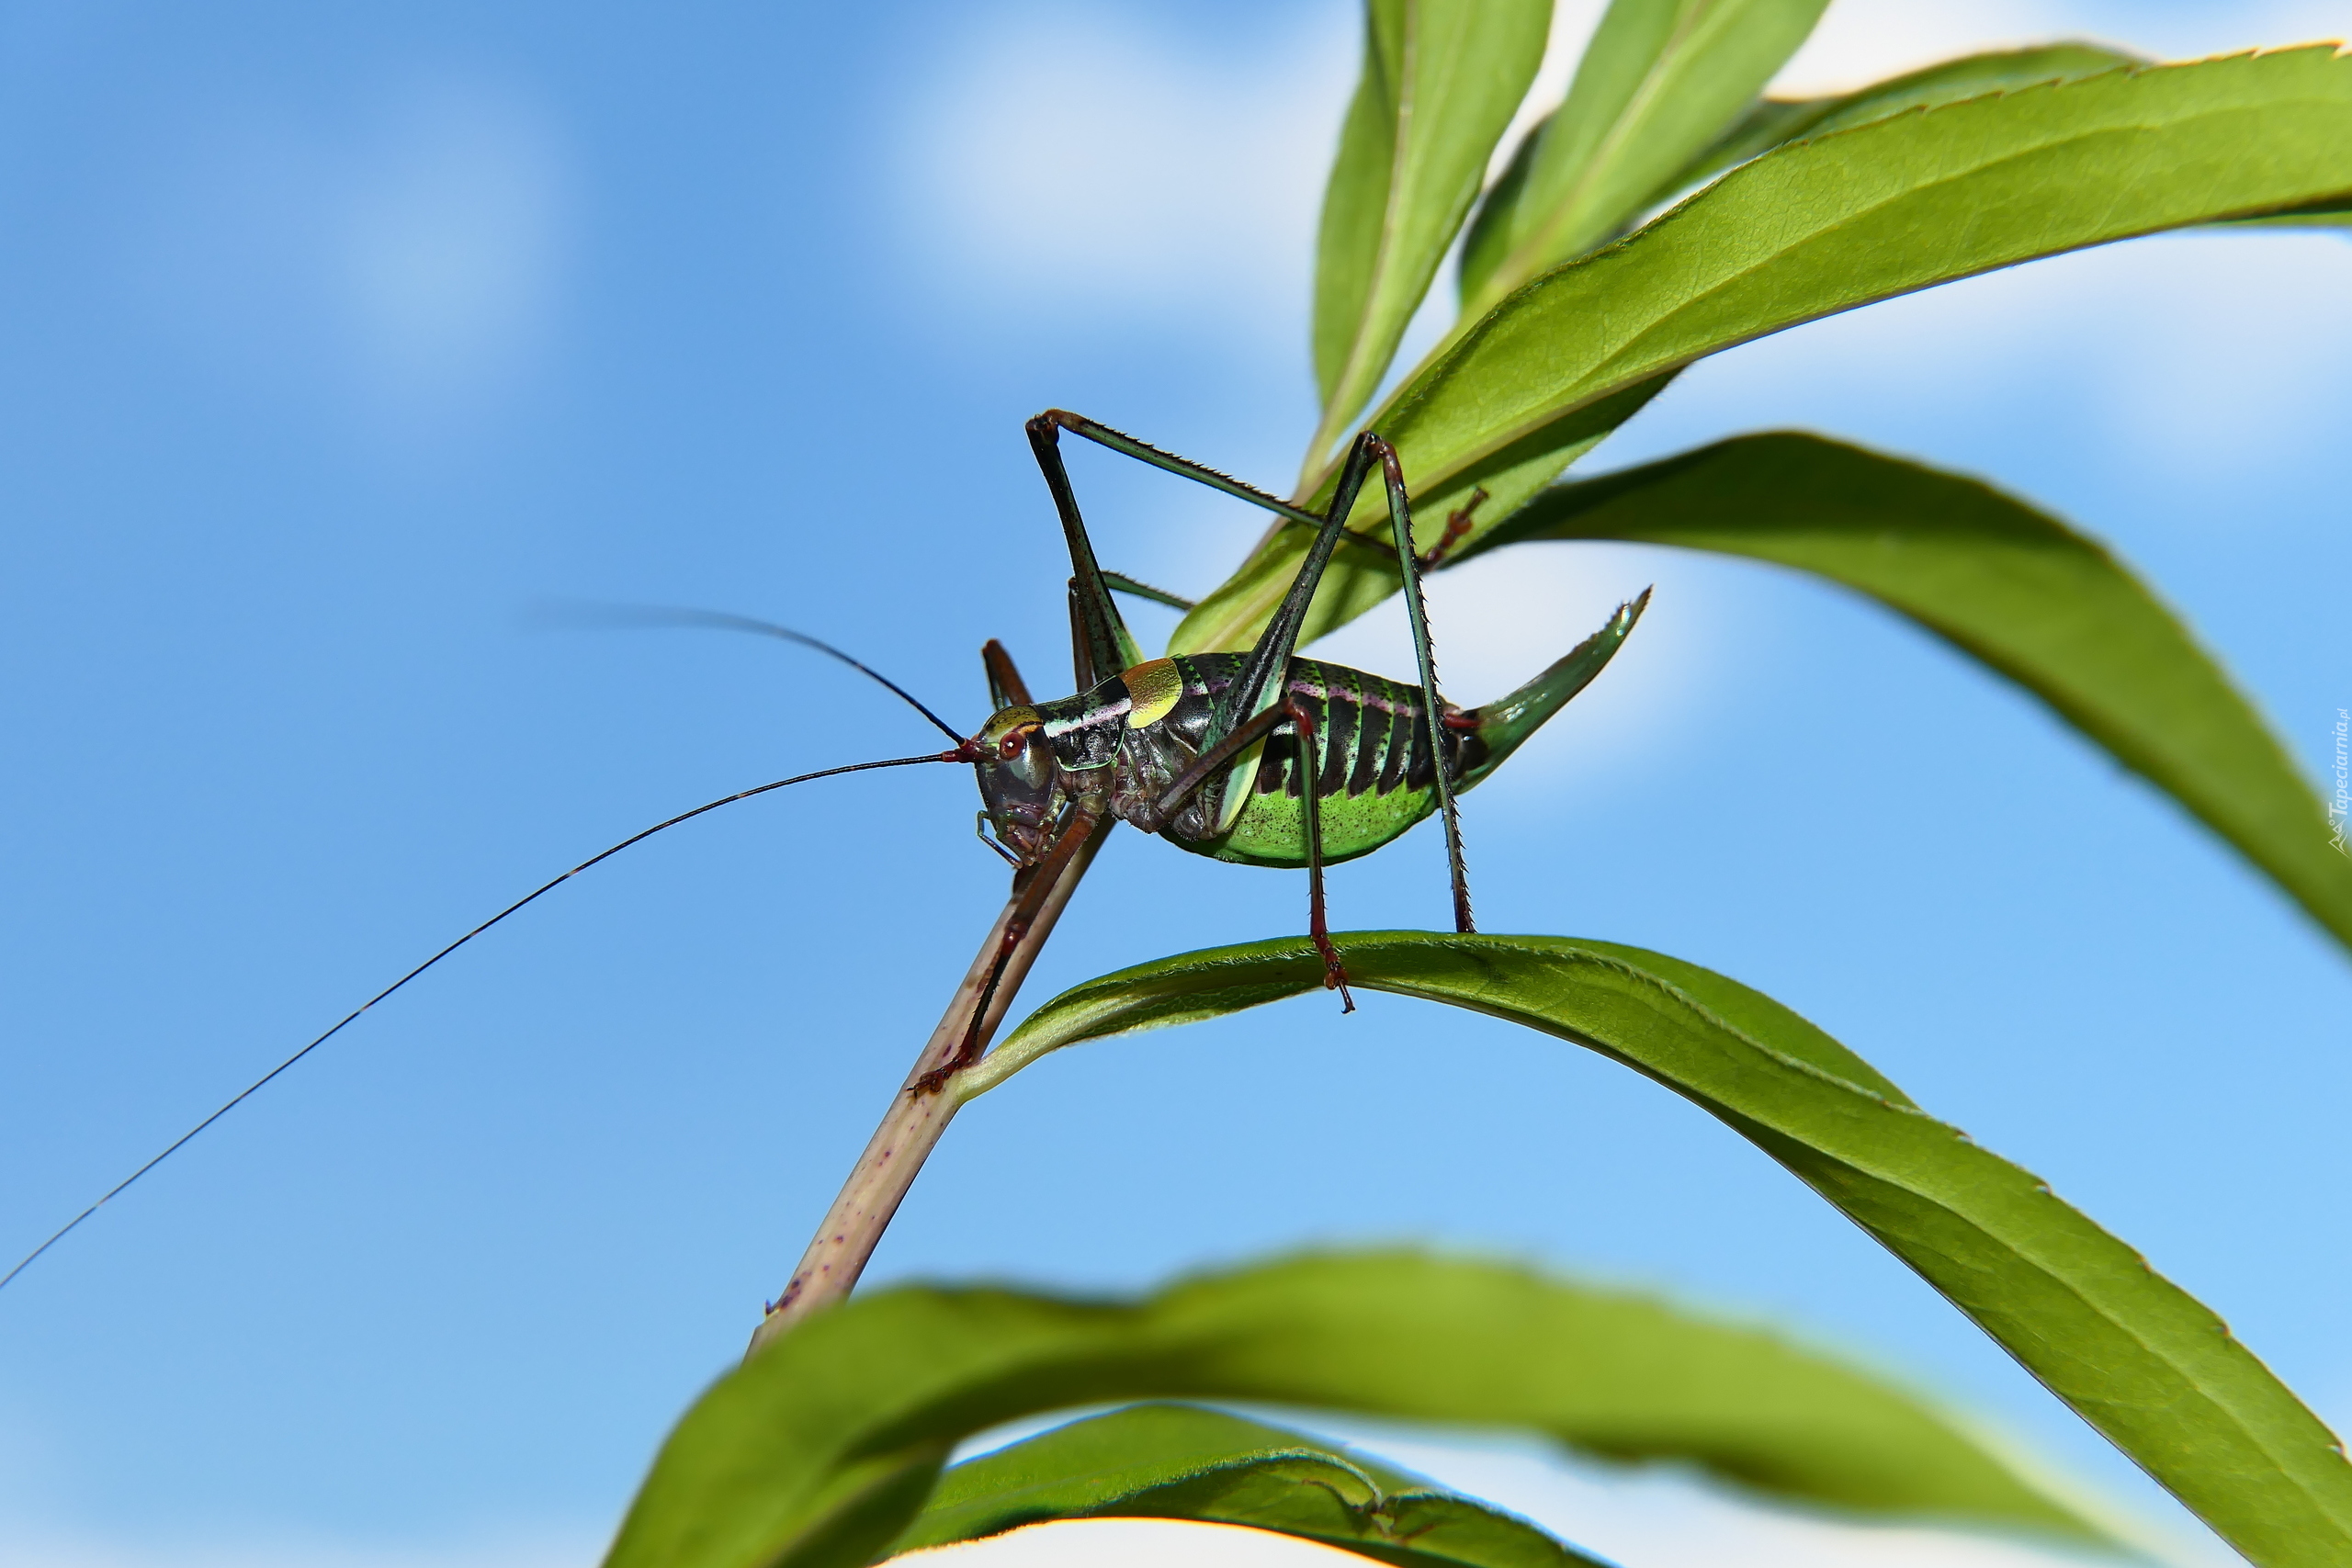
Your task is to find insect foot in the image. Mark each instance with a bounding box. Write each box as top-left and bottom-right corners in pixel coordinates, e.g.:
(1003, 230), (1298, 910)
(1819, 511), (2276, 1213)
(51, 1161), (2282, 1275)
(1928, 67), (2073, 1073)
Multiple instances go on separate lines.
(1313, 935), (1357, 1014)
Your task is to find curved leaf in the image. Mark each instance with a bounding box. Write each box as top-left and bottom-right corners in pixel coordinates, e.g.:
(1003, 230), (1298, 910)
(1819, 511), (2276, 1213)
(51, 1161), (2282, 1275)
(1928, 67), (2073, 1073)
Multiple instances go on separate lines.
(1181, 45), (2352, 655)
(605, 1249), (2119, 1568)
(1308, 0), (1551, 467)
(1458, 0), (1831, 316)
(964, 933), (2352, 1567)
(1174, 375), (1677, 656)
(889, 1403), (1611, 1566)
(1640, 43), (2146, 214)
(2222, 193), (2352, 232)
(1452, 431), (2352, 953)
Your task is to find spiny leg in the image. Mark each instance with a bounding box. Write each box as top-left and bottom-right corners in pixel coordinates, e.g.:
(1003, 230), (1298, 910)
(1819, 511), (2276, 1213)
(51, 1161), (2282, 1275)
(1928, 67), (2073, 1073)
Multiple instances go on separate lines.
(1100, 570), (1194, 612)
(1369, 435), (1475, 935)
(1216, 430), (1382, 741)
(1036, 409), (1465, 581)
(1031, 409), (1397, 586)
(1025, 411), (1365, 692)
(1104, 429), (1390, 986)
(1085, 416), (1466, 931)
(1036, 411), (1497, 638)
(1116, 431), (1385, 835)
(1115, 434), (1385, 830)
(1026, 418), (1144, 687)
(1040, 421), (1386, 998)
(1033, 409), (1326, 531)
(1289, 696), (1354, 1010)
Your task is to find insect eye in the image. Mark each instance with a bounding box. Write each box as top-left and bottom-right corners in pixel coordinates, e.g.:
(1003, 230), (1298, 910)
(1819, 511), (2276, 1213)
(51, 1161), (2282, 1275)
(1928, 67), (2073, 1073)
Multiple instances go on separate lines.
(999, 728), (1033, 760)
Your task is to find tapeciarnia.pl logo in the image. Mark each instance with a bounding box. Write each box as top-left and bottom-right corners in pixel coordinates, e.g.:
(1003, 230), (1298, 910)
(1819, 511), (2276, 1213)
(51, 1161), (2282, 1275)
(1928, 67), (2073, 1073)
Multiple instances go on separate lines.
(2330, 707), (2349, 855)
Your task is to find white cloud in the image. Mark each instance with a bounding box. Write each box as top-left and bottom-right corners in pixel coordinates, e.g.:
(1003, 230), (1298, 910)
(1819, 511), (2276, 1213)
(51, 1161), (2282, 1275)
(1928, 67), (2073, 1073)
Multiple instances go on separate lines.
(1777, 0), (2350, 96)
(1774, 0), (2121, 96)
(895, 5), (1352, 325)
(129, 71), (571, 438)
(334, 79), (571, 420)
(2095, 232), (2352, 478)
(897, 0), (2352, 338)
(1303, 537), (1724, 795)
(1486, 1), (1609, 184)
(1613, 226), (2352, 504)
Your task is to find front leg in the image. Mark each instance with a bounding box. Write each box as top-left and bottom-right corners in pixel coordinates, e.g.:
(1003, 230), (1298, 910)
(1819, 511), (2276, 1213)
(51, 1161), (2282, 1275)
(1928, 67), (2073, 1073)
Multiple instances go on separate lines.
(914, 800), (1106, 1096)
(1123, 701), (1295, 836)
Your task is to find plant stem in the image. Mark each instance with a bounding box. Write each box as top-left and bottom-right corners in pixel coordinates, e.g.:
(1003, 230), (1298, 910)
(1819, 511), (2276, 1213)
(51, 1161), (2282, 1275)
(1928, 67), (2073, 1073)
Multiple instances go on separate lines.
(746, 818), (1110, 1354)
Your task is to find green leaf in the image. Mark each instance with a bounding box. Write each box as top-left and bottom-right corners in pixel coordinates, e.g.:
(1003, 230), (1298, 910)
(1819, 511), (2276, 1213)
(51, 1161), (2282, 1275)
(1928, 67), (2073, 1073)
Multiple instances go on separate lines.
(1175, 374), (1678, 657)
(965, 933), (2352, 1567)
(2218, 192), (2352, 232)
(1178, 46), (2352, 656)
(1308, 0), (1551, 471)
(605, 1248), (2119, 1568)
(602, 1250), (2117, 1568)
(1451, 432), (2352, 954)
(890, 1403), (1611, 1567)
(1638, 43), (2147, 215)
(1457, 0), (1832, 316)
(1380, 46), (2352, 536)
(2225, 210), (2352, 231)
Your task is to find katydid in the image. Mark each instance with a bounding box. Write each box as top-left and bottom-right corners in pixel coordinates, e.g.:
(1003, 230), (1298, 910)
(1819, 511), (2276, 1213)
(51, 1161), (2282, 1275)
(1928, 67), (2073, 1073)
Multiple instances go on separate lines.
(946, 410), (1645, 1073)
(0, 412), (1643, 1295)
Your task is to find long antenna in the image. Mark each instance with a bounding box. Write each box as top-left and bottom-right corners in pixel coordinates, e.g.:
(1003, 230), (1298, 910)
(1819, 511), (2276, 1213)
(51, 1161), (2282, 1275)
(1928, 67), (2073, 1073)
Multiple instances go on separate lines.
(0, 749), (964, 1296)
(543, 604), (967, 743)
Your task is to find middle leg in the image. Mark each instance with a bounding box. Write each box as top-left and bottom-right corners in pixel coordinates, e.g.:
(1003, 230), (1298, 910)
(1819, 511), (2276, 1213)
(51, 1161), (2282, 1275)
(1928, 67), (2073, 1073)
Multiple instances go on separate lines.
(1288, 695), (1354, 1011)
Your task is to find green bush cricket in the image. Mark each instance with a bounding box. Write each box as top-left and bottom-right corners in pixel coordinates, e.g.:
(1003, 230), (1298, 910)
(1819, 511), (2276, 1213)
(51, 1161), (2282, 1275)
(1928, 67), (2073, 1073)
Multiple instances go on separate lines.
(1, 410), (1644, 1295)
(950, 409), (1645, 1077)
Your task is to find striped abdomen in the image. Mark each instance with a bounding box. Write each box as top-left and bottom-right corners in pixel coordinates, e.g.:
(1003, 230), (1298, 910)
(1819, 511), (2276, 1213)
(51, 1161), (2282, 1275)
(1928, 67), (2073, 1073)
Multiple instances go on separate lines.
(1029, 592), (1643, 872)
(1116, 653), (1473, 868)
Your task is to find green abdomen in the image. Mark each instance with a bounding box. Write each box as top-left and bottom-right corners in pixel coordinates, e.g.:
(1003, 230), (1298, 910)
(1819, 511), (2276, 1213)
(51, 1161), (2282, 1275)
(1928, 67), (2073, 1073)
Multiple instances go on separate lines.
(1213, 773), (1439, 867)
(1133, 654), (1456, 870)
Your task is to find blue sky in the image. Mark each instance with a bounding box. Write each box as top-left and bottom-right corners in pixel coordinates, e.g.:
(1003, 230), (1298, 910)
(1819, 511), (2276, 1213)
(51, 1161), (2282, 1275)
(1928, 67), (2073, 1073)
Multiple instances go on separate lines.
(0, 3), (2346, 1565)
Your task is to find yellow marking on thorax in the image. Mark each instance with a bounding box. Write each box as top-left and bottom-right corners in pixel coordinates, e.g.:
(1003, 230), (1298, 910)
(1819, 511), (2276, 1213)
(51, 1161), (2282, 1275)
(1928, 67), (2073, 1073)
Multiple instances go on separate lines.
(1122, 657), (1184, 729)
